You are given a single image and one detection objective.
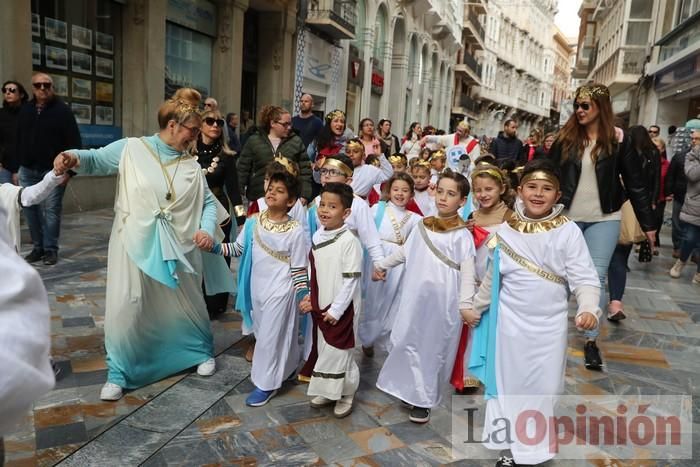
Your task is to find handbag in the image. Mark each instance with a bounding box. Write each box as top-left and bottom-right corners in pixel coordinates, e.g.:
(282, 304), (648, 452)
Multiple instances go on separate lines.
(618, 200), (645, 245)
(638, 240), (653, 263)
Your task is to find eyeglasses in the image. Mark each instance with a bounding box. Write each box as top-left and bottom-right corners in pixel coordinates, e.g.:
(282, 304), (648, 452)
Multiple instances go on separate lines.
(180, 123), (201, 135)
(2, 87), (18, 94)
(204, 102), (215, 107)
(204, 117), (225, 127)
(274, 121), (292, 127)
(573, 102), (590, 111)
(32, 82), (52, 90)
(319, 168), (345, 177)
(648, 129), (659, 134)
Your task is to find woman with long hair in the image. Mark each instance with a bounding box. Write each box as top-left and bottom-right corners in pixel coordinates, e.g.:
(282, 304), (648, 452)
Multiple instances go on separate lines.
(606, 125), (659, 322)
(518, 128), (542, 165)
(55, 88), (234, 400)
(307, 109), (348, 197)
(549, 83), (655, 371)
(194, 109), (246, 316)
(358, 117), (381, 157)
(400, 122), (423, 158)
(0, 80), (29, 184)
(238, 105), (311, 203)
(651, 136), (671, 250)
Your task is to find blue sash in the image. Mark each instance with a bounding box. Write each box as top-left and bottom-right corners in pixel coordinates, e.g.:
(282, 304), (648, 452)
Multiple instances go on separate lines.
(308, 203), (318, 238)
(468, 245), (500, 399)
(374, 201), (386, 228)
(234, 217), (256, 330)
(459, 193), (474, 221)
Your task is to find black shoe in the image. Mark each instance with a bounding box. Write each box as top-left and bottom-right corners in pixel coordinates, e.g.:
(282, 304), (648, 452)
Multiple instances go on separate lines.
(24, 248), (45, 263)
(584, 341), (603, 371)
(409, 406), (430, 423)
(43, 250), (58, 265)
(495, 454), (516, 466)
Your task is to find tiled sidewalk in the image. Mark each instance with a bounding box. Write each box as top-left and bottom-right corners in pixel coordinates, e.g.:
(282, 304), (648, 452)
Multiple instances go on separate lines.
(4, 209), (700, 466)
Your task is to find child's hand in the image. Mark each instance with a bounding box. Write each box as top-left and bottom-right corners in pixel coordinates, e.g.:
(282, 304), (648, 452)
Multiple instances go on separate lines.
(575, 312), (597, 330)
(193, 230), (214, 251)
(465, 219), (475, 233)
(372, 269), (386, 281)
(298, 295), (312, 313)
(460, 308), (480, 327)
(427, 184), (436, 196)
(322, 312), (337, 325)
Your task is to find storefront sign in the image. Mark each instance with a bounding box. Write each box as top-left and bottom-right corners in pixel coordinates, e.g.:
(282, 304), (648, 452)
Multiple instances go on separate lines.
(655, 52), (700, 89)
(348, 53), (364, 87)
(167, 0), (217, 37)
(304, 33), (336, 86)
(79, 125), (122, 148)
(371, 70), (383, 95)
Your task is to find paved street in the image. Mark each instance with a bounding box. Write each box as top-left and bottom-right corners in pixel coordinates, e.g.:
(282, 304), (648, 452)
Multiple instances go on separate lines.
(3, 208), (700, 466)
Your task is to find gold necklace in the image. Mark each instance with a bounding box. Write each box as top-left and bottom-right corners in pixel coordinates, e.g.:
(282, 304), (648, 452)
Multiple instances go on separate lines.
(155, 144), (183, 201)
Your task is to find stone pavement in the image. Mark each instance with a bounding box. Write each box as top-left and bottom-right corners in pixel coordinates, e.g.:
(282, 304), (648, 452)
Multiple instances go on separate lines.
(3, 208), (700, 466)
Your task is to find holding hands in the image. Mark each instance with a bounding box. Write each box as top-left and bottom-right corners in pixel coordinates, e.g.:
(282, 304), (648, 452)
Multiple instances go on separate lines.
(53, 152), (78, 175)
(322, 312), (337, 325)
(575, 312), (597, 330)
(193, 230), (213, 251)
(460, 308), (480, 328)
(299, 295), (312, 313)
(372, 268), (386, 281)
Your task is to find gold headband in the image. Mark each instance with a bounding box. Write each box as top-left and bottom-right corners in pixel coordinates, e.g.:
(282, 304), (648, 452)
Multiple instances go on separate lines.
(367, 157), (381, 167)
(412, 160), (431, 170)
(576, 84), (610, 100)
(175, 100), (199, 117)
(430, 150), (446, 161)
(322, 157), (353, 177)
(274, 155), (299, 177)
(471, 168), (503, 183)
(520, 170), (560, 189)
(388, 154), (407, 165)
(325, 109), (346, 122)
(346, 140), (364, 151)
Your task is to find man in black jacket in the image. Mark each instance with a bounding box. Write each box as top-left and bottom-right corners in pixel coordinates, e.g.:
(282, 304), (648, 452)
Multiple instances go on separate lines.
(17, 73), (81, 265)
(491, 119), (522, 164)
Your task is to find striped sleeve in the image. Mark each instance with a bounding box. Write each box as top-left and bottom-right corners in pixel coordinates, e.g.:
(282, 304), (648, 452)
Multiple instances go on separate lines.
(211, 242), (244, 257)
(291, 267), (308, 300)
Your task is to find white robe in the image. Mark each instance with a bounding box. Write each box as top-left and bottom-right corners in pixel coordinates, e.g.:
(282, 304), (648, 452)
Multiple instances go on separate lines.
(238, 213), (307, 391)
(376, 222), (475, 408)
(413, 189), (436, 217)
(0, 209), (54, 435)
(358, 203), (421, 352)
(306, 226), (362, 400)
(350, 156), (393, 198)
(479, 219), (600, 465)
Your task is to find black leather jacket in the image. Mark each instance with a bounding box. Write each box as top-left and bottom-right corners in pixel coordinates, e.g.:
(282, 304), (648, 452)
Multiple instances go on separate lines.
(549, 135), (655, 232)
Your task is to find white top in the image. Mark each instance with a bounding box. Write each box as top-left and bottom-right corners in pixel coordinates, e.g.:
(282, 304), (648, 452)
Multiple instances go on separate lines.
(350, 155), (393, 197)
(0, 209), (55, 435)
(566, 143), (621, 222)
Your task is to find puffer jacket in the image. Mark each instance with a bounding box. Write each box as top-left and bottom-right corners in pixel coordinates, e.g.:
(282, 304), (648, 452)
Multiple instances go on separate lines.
(680, 146), (700, 226)
(237, 129), (312, 201)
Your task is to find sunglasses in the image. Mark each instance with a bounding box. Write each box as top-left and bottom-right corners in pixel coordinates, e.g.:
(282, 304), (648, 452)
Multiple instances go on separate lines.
(573, 102), (591, 111)
(32, 82), (52, 90)
(2, 87), (18, 94)
(204, 117), (225, 127)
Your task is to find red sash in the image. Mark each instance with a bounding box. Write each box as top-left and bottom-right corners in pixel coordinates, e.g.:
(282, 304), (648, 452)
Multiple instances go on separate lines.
(454, 135), (479, 155)
(246, 200), (259, 217)
(449, 224), (489, 390)
(299, 250), (355, 379)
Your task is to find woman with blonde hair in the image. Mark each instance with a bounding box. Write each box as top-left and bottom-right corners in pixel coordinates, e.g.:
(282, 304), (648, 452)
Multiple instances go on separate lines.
(55, 88), (234, 400)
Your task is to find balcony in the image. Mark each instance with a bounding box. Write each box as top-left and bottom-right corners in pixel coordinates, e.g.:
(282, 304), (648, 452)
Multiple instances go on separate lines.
(452, 94), (479, 117)
(463, 9), (485, 50)
(468, 0), (487, 15)
(455, 50), (482, 83)
(306, 0), (356, 40)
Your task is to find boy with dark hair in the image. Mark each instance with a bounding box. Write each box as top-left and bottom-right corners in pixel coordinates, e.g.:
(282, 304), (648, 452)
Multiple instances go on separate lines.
(299, 181), (362, 418)
(207, 168), (308, 407)
(467, 158), (600, 466)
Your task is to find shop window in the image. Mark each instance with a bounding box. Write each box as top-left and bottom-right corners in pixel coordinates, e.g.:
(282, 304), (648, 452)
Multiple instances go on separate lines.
(165, 22), (213, 98)
(31, 0), (121, 129)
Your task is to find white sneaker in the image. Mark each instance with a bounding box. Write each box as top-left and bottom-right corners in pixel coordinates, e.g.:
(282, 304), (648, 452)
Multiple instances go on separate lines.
(197, 358), (216, 376)
(100, 382), (123, 401)
(333, 395), (354, 418)
(669, 259), (686, 278)
(310, 395), (334, 408)
(693, 273), (700, 285)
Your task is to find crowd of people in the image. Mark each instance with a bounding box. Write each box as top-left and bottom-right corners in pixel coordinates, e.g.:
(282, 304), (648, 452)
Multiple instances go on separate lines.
(2, 76), (700, 467)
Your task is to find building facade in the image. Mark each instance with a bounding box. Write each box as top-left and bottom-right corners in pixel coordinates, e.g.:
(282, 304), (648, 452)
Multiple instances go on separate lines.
(636, 0), (700, 134)
(472, 0), (558, 139)
(550, 27), (574, 126)
(1, 0), (462, 211)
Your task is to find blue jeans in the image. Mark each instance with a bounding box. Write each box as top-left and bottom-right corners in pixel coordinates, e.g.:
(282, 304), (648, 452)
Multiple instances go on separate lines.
(607, 243), (632, 301)
(0, 167), (12, 183)
(19, 166), (66, 252)
(671, 199), (685, 250)
(576, 220), (621, 340)
(679, 221), (700, 273)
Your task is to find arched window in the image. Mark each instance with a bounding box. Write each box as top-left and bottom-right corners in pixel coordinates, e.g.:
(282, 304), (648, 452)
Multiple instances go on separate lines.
(373, 6), (387, 66)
